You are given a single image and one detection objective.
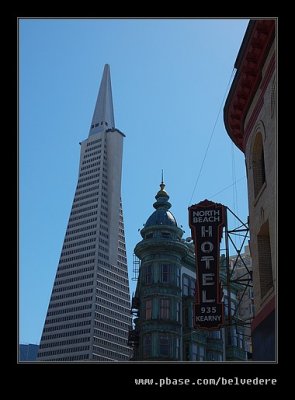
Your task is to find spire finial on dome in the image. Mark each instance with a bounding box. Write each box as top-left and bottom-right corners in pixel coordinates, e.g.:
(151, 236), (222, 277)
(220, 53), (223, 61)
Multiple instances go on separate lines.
(160, 169), (165, 191)
(143, 176), (177, 227)
(154, 173), (170, 208)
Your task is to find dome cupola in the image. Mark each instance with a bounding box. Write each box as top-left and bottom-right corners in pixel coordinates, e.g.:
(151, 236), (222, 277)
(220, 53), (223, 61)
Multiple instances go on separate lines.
(144, 179), (177, 228)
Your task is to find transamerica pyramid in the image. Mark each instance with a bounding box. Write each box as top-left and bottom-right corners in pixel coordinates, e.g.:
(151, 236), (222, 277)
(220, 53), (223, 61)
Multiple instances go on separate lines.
(37, 65), (132, 361)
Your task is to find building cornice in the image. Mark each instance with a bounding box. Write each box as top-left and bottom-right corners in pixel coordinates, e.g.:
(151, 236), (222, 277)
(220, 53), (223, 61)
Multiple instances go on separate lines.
(224, 20), (275, 152)
(134, 238), (189, 259)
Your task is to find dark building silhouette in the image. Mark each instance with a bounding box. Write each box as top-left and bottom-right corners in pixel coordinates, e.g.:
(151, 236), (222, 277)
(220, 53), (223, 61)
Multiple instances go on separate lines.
(224, 20), (276, 361)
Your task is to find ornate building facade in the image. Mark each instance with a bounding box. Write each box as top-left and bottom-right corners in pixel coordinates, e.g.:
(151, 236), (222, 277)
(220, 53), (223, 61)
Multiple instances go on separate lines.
(224, 19), (276, 360)
(128, 181), (247, 361)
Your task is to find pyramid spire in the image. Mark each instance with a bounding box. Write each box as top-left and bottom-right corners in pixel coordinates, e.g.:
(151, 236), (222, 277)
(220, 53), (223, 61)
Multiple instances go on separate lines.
(89, 64), (115, 136)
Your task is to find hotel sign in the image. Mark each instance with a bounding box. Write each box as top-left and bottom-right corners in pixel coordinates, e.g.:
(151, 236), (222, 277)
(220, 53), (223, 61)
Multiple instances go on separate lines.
(188, 200), (226, 329)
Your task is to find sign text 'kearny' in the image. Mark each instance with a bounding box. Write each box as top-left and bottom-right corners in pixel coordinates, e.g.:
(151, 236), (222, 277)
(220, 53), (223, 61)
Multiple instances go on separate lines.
(188, 200), (226, 330)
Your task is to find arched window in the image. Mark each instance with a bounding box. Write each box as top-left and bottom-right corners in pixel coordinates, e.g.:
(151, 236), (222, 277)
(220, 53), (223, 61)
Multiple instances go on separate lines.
(257, 221), (273, 299)
(252, 132), (266, 198)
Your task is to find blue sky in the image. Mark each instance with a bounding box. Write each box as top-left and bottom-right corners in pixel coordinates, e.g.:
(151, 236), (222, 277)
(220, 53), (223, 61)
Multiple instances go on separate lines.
(20, 18), (249, 345)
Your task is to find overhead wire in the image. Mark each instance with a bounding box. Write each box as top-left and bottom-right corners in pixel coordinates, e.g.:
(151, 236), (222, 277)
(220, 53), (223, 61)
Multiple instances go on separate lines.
(209, 175), (246, 199)
(188, 67), (236, 206)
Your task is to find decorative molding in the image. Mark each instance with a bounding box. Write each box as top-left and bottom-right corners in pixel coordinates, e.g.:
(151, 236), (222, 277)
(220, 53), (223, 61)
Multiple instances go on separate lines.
(254, 120), (266, 142)
(243, 54), (275, 147)
(224, 20), (275, 152)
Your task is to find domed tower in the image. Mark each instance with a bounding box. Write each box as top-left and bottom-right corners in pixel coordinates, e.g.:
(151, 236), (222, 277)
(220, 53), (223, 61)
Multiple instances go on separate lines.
(128, 179), (248, 361)
(132, 180), (193, 361)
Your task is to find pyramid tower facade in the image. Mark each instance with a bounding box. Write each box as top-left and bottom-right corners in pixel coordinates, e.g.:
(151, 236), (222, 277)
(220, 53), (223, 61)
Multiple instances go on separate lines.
(37, 65), (132, 361)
